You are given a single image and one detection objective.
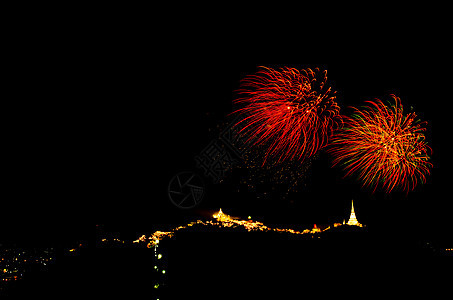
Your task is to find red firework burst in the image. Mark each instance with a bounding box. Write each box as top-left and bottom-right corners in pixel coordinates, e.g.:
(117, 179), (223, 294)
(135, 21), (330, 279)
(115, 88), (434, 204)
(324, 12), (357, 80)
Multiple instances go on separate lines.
(232, 66), (341, 164)
(328, 95), (432, 193)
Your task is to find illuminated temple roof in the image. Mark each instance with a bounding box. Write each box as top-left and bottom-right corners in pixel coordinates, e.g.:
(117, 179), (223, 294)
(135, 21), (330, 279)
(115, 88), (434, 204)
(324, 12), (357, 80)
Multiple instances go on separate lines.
(213, 208), (233, 222)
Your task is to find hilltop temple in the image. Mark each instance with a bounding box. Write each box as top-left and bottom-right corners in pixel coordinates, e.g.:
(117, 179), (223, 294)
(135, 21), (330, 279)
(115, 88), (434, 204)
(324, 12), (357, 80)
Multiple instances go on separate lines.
(346, 200), (363, 227)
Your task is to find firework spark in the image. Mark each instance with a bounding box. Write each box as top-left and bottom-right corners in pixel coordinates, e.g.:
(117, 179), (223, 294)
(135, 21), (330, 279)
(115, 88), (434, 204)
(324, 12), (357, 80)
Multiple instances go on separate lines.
(233, 66), (341, 165)
(328, 95), (432, 193)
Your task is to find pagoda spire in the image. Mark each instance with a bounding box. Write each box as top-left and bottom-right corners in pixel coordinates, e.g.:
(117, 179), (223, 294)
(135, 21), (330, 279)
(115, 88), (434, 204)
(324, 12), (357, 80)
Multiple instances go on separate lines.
(347, 200), (362, 227)
(213, 208), (232, 222)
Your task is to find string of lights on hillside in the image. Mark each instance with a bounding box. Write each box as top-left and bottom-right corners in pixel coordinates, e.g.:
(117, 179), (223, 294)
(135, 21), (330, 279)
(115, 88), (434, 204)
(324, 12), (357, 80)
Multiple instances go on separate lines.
(131, 206), (450, 300)
(133, 208), (339, 248)
(137, 207), (356, 300)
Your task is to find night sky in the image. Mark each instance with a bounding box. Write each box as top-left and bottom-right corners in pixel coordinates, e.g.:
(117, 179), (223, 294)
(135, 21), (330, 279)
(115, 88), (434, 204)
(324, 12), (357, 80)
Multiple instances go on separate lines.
(2, 21), (452, 250)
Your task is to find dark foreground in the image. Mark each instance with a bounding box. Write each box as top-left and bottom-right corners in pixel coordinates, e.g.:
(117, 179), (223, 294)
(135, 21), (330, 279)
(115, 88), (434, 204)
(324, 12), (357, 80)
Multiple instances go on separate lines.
(2, 228), (451, 299)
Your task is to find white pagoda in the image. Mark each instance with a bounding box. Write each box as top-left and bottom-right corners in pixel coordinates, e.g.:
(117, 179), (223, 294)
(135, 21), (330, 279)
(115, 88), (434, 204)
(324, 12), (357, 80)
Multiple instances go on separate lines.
(346, 200), (363, 227)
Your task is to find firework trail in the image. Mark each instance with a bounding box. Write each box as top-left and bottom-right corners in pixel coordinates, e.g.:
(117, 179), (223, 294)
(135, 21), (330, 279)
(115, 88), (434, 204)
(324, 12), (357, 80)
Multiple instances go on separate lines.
(328, 95), (432, 193)
(232, 66), (342, 165)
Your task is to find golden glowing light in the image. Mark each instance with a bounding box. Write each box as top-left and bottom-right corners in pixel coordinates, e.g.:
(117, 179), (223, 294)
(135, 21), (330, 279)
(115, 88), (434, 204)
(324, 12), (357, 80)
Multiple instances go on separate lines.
(134, 205), (367, 249)
(135, 208), (351, 248)
(346, 200), (363, 227)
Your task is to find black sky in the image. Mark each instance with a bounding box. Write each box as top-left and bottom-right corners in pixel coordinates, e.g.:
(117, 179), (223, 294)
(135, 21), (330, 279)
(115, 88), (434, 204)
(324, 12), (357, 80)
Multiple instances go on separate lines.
(2, 17), (452, 247)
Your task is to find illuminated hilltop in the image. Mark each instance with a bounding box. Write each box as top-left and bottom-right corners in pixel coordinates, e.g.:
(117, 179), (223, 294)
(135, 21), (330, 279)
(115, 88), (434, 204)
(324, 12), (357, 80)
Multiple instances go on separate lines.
(134, 201), (365, 248)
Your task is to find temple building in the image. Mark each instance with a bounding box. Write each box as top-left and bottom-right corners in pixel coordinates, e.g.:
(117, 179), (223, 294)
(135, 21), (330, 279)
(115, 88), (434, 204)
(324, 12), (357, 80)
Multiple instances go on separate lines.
(310, 224), (322, 233)
(346, 200), (363, 227)
(213, 208), (233, 222)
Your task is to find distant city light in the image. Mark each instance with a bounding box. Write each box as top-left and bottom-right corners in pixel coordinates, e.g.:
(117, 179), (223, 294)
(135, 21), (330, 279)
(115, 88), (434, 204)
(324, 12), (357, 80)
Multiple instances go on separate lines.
(0, 247), (55, 284)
